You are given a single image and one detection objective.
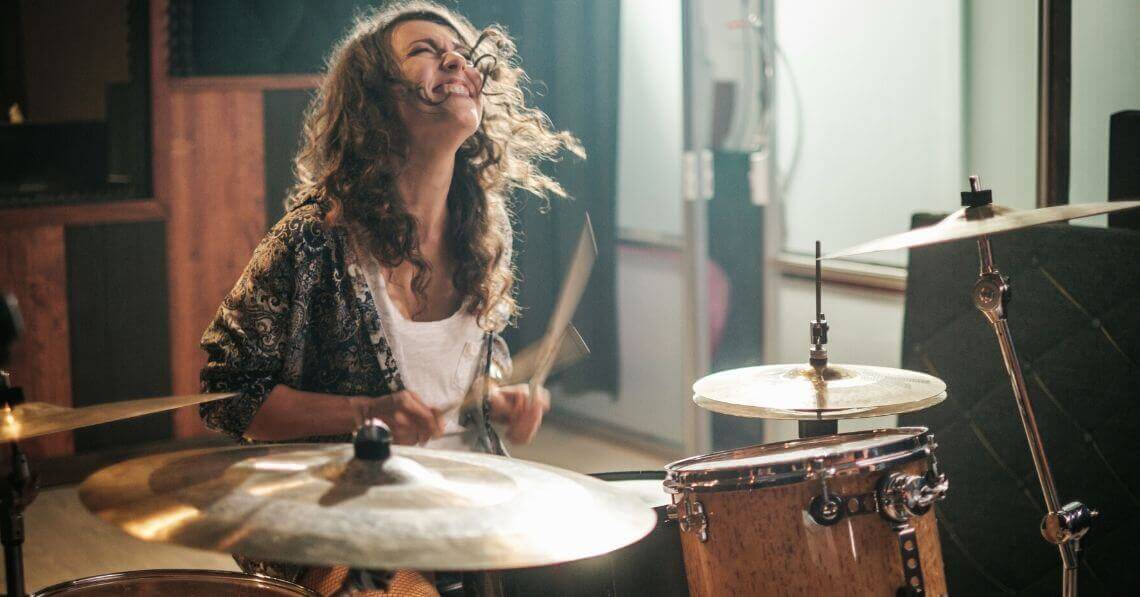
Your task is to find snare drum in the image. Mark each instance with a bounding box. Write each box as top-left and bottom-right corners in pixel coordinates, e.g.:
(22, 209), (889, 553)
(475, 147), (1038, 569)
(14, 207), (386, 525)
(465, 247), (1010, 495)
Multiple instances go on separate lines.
(665, 428), (949, 597)
(496, 471), (689, 596)
(33, 569), (319, 596)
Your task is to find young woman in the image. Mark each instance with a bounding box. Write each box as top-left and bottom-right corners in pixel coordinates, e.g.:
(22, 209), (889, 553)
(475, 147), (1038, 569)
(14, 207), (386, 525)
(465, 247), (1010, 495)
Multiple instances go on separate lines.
(199, 1), (582, 593)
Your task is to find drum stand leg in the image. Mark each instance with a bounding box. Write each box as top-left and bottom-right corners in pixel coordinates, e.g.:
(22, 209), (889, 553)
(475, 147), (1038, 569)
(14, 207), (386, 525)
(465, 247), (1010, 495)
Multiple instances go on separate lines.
(0, 442), (35, 597)
(972, 233), (1094, 597)
(0, 375), (35, 597)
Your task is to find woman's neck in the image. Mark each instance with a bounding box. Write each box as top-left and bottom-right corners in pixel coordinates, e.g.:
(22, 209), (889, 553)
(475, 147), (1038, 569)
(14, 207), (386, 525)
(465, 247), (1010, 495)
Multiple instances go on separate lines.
(395, 147), (456, 246)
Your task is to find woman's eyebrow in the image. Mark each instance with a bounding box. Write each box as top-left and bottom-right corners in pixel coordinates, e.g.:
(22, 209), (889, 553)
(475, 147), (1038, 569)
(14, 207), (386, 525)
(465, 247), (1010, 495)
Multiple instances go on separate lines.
(405, 37), (467, 53)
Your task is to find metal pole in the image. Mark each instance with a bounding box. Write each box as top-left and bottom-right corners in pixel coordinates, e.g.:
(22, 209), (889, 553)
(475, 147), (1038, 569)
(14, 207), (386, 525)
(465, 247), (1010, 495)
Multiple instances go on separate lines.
(974, 235), (1085, 596)
(680, 0), (712, 454)
(758, 0), (784, 446)
(1035, 0), (1072, 207)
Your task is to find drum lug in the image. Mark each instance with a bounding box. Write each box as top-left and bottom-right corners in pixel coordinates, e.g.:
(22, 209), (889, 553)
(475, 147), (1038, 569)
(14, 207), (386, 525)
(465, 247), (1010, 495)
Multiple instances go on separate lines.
(807, 461), (851, 526)
(672, 492), (708, 542)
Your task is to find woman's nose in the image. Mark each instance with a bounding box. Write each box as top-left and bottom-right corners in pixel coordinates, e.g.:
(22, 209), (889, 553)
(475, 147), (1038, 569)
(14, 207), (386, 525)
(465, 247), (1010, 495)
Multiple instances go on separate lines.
(440, 50), (472, 72)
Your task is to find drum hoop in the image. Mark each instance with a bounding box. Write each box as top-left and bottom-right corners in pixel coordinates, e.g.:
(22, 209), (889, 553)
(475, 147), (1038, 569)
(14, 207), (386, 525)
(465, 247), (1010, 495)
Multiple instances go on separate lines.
(664, 427), (932, 493)
(591, 470), (666, 482)
(32, 569), (319, 596)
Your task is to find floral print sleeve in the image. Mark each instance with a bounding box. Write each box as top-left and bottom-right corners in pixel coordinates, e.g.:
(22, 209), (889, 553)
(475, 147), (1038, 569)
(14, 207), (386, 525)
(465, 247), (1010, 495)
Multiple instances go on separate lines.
(199, 219), (297, 440)
(199, 201), (406, 444)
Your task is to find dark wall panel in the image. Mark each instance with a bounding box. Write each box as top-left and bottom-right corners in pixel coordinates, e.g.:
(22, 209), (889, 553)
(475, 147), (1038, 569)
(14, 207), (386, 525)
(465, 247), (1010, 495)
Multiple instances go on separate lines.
(67, 221), (171, 453)
(264, 88), (314, 227)
(900, 217), (1140, 595)
(462, 1), (622, 394)
(707, 151), (765, 450)
(168, 0), (374, 76)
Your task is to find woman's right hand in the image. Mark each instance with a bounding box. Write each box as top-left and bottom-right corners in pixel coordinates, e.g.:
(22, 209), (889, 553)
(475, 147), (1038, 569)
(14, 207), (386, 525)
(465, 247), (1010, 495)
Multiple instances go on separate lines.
(349, 391), (444, 445)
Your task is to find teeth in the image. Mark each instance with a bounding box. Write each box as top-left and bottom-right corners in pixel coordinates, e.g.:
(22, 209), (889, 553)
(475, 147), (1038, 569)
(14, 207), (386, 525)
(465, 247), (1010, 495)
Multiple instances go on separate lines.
(442, 84), (469, 97)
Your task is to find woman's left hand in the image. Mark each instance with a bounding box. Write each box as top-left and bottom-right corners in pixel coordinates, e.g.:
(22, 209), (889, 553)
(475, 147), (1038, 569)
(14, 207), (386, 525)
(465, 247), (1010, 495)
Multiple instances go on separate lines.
(487, 383), (551, 444)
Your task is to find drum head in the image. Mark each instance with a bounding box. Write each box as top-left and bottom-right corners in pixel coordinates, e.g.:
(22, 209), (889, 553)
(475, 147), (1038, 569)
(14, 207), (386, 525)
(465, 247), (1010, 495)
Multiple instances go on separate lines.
(591, 471), (669, 509)
(32, 570), (318, 596)
(666, 427), (932, 493)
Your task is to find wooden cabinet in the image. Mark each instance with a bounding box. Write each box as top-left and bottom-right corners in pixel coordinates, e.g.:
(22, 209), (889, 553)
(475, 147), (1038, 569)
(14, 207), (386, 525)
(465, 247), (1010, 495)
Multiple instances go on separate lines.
(0, 0), (318, 455)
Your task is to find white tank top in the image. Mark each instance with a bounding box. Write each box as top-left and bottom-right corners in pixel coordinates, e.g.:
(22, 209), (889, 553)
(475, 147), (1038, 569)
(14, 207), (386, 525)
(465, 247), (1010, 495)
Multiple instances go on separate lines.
(356, 253), (486, 451)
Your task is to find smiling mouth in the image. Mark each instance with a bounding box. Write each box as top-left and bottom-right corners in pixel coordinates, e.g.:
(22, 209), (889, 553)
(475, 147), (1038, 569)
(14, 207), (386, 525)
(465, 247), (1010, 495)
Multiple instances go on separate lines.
(434, 83), (473, 98)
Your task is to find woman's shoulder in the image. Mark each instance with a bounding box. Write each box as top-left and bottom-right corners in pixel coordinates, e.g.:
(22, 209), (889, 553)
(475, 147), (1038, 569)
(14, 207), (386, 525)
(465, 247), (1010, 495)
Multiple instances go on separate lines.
(266, 199), (339, 255)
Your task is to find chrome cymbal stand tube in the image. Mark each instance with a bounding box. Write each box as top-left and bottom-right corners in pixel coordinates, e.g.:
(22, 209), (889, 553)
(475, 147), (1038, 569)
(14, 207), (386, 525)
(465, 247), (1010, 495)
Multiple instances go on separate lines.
(964, 175), (1094, 597)
(799, 241), (837, 439)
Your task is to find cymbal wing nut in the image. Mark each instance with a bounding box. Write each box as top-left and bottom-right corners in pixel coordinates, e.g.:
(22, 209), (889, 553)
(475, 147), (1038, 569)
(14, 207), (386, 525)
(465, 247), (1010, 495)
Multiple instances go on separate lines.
(353, 421), (392, 461)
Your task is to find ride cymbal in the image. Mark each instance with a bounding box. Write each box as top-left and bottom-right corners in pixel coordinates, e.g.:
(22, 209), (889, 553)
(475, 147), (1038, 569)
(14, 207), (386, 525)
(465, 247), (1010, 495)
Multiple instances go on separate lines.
(823, 200), (1140, 260)
(692, 363), (946, 420)
(79, 443), (656, 571)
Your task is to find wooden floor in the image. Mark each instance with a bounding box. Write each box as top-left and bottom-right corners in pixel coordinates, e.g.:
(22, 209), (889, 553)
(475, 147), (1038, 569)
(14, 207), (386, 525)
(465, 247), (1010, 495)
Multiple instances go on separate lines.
(2, 422), (671, 592)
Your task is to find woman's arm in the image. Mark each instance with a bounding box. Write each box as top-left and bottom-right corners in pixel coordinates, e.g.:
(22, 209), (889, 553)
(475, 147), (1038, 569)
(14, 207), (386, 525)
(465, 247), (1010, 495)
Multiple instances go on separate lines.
(200, 226), (297, 440)
(245, 385), (445, 444)
(242, 385), (361, 441)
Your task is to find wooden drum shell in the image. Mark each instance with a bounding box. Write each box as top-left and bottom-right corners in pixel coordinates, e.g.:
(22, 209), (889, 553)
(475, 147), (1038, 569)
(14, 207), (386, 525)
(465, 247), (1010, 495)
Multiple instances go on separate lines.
(677, 459), (946, 597)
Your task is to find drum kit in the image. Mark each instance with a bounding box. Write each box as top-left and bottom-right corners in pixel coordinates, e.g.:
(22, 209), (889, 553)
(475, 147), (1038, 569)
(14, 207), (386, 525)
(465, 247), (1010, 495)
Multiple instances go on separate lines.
(0, 177), (1137, 596)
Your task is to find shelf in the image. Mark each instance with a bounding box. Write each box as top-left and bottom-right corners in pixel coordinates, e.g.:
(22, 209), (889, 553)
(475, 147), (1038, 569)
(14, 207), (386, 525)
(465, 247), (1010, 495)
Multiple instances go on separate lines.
(168, 74), (323, 92)
(0, 200), (166, 229)
(775, 251), (907, 293)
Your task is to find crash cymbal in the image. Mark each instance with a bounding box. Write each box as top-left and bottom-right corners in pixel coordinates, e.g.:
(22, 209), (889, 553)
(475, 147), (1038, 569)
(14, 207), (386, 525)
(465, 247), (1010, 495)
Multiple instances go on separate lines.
(0, 393), (234, 443)
(822, 200), (1140, 260)
(79, 443), (656, 571)
(692, 363), (946, 420)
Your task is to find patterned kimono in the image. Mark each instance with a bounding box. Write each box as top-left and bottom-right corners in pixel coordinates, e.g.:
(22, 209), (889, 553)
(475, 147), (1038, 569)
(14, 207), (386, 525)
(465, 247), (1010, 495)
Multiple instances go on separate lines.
(199, 198), (510, 583)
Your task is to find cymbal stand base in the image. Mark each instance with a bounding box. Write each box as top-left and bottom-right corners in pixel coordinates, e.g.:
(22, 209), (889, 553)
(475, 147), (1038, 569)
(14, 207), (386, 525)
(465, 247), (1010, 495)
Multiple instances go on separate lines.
(973, 234), (1093, 597)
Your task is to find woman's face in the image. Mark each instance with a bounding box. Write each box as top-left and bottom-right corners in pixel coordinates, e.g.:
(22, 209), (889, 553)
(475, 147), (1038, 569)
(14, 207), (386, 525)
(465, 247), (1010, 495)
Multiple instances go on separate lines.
(390, 19), (483, 149)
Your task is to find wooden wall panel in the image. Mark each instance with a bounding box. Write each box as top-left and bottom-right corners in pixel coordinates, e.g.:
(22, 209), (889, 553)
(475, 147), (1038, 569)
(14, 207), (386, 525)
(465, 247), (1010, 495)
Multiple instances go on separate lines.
(164, 89), (266, 438)
(0, 227), (73, 457)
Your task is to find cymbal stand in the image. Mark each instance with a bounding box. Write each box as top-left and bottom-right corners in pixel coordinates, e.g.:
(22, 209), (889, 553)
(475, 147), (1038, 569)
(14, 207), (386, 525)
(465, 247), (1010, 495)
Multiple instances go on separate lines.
(799, 241), (837, 439)
(964, 176), (1094, 597)
(0, 372), (36, 597)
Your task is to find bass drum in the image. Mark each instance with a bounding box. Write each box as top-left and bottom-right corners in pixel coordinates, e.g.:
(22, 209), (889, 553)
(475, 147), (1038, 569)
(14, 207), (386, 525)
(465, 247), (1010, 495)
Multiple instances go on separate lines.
(33, 569), (319, 596)
(496, 470), (689, 596)
(666, 428), (949, 597)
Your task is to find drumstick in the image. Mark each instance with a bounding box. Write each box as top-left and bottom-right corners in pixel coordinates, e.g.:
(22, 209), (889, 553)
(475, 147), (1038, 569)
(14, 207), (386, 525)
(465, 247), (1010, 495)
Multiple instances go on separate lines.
(507, 324), (589, 387)
(439, 325), (589, 433)
(527, 214), (597, 404)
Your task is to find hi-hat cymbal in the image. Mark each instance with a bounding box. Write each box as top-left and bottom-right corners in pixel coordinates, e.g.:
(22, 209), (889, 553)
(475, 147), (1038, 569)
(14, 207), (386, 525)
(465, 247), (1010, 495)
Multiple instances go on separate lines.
(822, 200), (1140, 260)
(79, 443), (656, 571)
(0, 393), (234, 443)
(693, 364), (946, 420)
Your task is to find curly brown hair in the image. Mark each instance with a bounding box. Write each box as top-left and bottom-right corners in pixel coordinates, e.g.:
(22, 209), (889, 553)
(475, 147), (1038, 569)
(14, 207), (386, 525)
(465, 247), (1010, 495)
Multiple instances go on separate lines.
(287, 0), (583, 329)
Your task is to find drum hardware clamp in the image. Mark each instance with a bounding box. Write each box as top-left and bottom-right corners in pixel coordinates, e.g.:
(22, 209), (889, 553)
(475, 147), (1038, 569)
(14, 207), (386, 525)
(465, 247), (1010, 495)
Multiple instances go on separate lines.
(805, 448), (948, 528)
(804, 450), (949, 596)
(667, 492), (708, 542)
